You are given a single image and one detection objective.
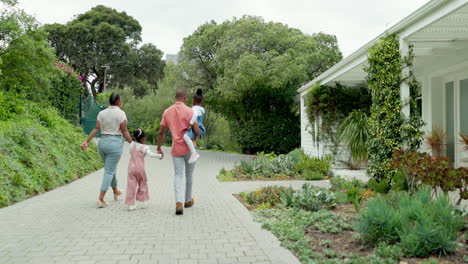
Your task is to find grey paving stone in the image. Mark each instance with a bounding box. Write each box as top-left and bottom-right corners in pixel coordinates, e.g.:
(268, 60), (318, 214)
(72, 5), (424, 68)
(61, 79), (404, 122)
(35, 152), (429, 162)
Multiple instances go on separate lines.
(0, 146), (299, 264)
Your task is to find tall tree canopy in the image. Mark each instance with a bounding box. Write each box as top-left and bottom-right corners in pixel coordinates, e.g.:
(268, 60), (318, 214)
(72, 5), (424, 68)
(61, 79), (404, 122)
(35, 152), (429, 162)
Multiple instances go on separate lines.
(44, 5), (165, 98)
(0, 0), (56, 100)
(0, 0), (87, 122)
(179, 16), (342, 153)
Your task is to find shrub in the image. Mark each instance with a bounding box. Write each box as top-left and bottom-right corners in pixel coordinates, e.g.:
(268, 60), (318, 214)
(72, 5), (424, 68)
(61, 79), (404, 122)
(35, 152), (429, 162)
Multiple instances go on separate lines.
(356, 186), (463, 257)
(237, 154), (296, 178)
(0, 94), (102, 207)
(303, 170), (325, 180)
(281, 184), (336, 211)
(295, 155), (332, 177)
(286, 148), (304, 165)
(345, 186), (363, 212)
(330, 176), (368, 192)
(242, 186), (288, 206)
(338, 110), (370, 162)
(392, 149), (468, 203)
(368, 178), (390, 194)
(356, 194), (401, 244)
(373, 242), (404, 261)
(257, 151), (277, 160)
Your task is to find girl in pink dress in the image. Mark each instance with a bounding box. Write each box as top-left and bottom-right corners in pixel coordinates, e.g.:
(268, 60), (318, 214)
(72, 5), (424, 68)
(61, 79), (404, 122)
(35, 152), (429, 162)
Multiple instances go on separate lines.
(125, 129), (162, 211)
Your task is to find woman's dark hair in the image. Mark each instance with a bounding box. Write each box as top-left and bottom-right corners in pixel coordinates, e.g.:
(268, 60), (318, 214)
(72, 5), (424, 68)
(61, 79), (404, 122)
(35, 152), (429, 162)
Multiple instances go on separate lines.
(193, 88), (203, 105)
(109, 93), (121, 106)
(133, 128), (146, 143)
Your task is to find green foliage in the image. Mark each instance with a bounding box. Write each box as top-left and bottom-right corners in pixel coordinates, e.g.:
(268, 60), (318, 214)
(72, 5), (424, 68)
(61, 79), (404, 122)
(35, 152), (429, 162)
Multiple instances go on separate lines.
(330, 176), (368, 192)
(241, 186), (289, 207)
(44, 5), (164, 98)
(368, 178), (390, 194)
(356, 186), (463, 257)
(254, 208), (352, 262)
(356, 194), (401, 244)
(231, 154), (296, 179)
(282, 184), (337, 211)
(373, 242), (404, 261)
(286, 148), (304, 164)
(220, 149), (332, 181)
(420, 258), (439, 264)
(295, 154), (332, 177)
(338, 110), (370, 162)
(391, 150), (468, 204)
(0, 92), (102, 207)
(305, 83), (371, 145)
(303, 170), (325, 180)
(365, 34), (424, 180)
(179, 16), (342, 154)
(0, 2), (56, 101)
(49, 64), (83, 123)
(346, 186), (364, 212)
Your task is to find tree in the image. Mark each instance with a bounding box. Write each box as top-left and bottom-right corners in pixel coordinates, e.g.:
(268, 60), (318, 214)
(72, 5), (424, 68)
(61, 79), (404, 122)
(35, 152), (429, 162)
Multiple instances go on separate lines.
(179, 16), (342, 153)
(121, 62), (182, 143)
(0, 0), (56, 101)
(112, 43), (166, 97)
(44, 5), (165, 98)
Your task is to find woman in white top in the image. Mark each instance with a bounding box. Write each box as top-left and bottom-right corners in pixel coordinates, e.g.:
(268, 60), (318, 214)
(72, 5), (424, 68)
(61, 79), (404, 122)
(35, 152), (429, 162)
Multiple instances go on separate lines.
(81, 93), (133, 208)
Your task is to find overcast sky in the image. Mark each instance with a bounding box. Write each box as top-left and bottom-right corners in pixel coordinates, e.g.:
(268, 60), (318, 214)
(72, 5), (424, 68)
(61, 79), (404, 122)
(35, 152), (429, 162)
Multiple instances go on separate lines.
(19, 0), (430, 59)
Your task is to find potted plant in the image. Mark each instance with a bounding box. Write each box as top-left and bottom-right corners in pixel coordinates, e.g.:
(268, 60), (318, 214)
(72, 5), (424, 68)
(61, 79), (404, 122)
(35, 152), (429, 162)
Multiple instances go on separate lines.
(460, 133), (468, 165)
(425, 127), (450, 162)
(460, 133), (468, 151)
(338, 110), (369, 169)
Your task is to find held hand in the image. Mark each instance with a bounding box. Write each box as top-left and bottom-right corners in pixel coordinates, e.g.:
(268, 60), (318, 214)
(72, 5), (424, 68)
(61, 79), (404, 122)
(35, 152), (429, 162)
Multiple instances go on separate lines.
(81, 141), (88, 150)
(157, 148), (164, 159)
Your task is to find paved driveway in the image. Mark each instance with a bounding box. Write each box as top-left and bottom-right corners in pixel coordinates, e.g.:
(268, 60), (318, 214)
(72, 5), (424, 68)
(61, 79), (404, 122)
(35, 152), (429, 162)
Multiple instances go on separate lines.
(0, 145), (302, 264)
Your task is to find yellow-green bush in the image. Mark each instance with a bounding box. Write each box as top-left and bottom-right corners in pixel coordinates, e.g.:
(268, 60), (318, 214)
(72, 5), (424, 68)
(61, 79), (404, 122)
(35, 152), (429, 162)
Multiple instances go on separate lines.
(0, 92), (102, 207)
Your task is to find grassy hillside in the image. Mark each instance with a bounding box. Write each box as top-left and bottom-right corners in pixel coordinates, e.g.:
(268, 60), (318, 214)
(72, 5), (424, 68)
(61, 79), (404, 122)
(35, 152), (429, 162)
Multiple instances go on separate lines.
(0, 92), (102, 207)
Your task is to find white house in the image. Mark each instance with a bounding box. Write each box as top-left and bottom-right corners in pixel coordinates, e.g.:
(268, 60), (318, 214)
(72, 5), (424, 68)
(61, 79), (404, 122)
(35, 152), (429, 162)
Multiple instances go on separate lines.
(299, 0), (468, 168)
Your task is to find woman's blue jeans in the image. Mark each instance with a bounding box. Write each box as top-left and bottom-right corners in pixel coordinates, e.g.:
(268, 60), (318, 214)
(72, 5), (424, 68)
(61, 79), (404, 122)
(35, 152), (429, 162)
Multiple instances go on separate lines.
(98, 136), (123, 192)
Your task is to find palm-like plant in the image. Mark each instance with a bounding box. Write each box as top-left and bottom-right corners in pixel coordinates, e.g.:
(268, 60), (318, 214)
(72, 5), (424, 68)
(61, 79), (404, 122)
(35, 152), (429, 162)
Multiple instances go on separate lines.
(460, 133), (468, 151)
(425, 127), (447, 157)
(338, 110), (369, 162)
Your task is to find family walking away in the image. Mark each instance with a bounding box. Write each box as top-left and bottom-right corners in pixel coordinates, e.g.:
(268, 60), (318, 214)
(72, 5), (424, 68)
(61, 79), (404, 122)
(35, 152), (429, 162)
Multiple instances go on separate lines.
(81, 89), (204, 216)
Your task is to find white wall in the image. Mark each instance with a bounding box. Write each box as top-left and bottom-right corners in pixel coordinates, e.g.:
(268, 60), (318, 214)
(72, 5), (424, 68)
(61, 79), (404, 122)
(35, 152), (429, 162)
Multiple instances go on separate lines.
(300, 92), (317, 157)
(300, 91), (355, 168)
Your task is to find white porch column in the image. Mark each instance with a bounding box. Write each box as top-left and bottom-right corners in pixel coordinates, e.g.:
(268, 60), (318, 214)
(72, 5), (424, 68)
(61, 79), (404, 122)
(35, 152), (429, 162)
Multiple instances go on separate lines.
(400, 38), (410, 119)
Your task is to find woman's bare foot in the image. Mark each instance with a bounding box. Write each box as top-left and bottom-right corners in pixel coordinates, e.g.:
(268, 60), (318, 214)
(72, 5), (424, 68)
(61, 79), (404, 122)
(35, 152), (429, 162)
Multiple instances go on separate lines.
(97, 200), (108, 208)
(113, 189), (123, 201)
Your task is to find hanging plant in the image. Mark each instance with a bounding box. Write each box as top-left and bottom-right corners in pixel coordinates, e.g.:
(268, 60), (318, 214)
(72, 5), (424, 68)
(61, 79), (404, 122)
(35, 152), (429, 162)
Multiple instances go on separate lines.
(305, 83), (371, 144)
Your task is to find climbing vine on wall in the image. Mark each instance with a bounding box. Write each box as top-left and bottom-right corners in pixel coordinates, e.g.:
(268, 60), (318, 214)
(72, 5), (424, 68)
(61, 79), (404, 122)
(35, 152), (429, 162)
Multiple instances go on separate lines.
(365, 34), (424, 180)
(305, 82), (371, 146)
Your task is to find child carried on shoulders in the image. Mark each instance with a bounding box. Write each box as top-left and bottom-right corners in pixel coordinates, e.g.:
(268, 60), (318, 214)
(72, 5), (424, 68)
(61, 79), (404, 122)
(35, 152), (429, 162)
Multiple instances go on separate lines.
(184, 88), (206, 163)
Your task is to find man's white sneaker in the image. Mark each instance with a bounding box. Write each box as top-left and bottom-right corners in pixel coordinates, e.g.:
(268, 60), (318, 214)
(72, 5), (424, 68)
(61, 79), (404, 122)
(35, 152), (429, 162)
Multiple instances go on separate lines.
(188, 152), (200, 163)
(128, 204), (137, 211)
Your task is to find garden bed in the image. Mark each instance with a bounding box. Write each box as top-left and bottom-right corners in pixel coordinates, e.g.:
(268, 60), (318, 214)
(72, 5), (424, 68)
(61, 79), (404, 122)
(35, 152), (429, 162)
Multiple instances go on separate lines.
(217, 149), (333, 182)
(235, 182), (467, 264)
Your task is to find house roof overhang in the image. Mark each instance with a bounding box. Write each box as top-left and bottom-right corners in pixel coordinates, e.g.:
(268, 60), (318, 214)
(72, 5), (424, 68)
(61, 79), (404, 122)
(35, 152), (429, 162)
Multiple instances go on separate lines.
(298, 0), (468, 94)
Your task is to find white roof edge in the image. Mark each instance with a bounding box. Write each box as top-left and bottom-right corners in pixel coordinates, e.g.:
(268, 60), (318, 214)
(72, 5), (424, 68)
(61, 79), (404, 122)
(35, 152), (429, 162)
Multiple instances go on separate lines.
(297, 0), (447, 93)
